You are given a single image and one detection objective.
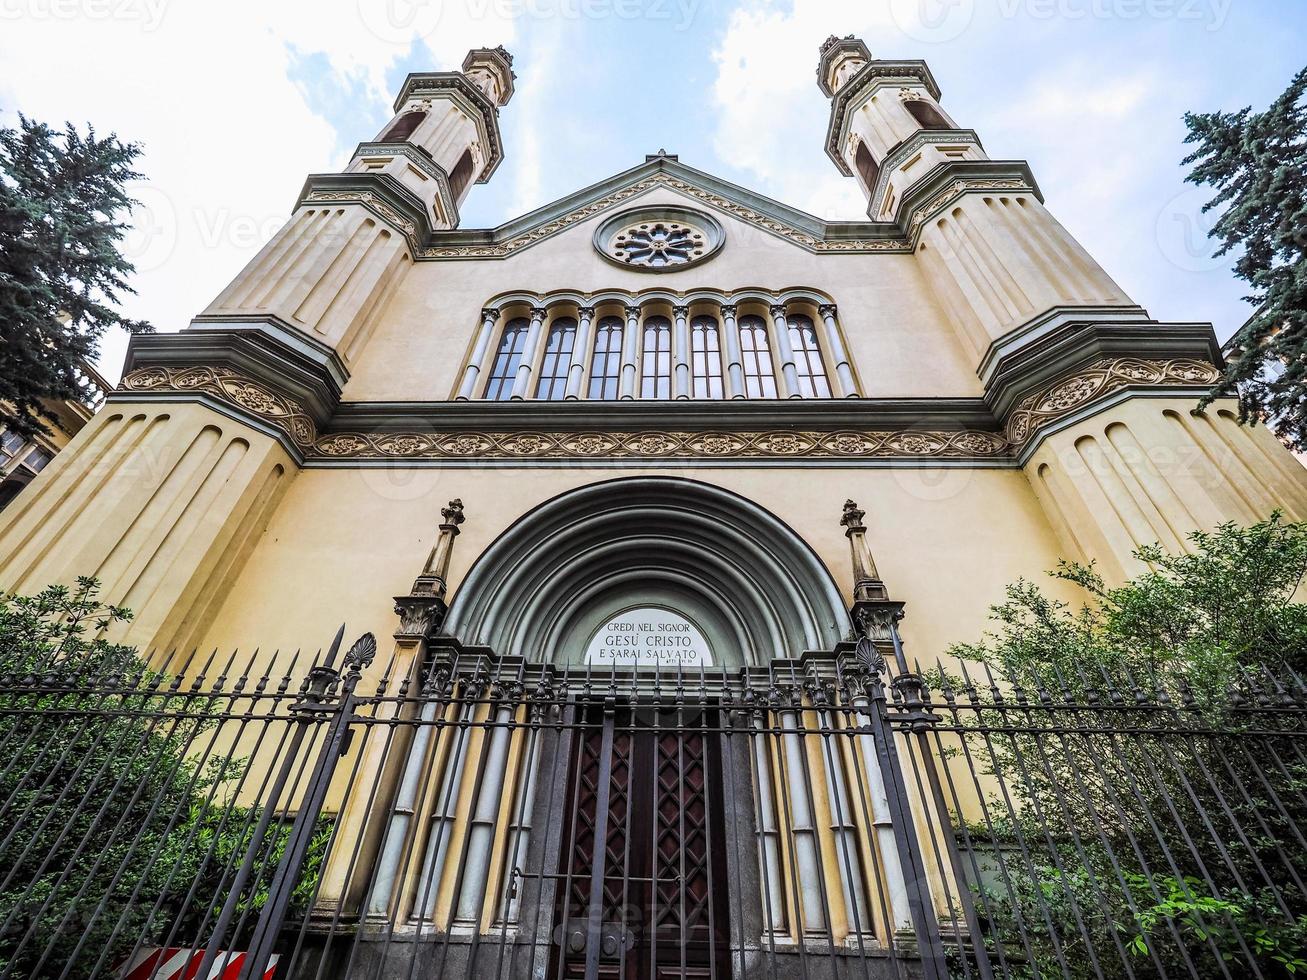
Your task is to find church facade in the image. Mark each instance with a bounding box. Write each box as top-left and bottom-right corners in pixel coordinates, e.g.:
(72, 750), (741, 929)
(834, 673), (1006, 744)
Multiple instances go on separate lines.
(3, 36), (1306, 980)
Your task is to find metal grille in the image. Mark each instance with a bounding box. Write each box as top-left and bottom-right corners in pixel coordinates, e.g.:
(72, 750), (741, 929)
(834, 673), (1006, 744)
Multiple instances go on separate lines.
(1, 632), (1304, 980)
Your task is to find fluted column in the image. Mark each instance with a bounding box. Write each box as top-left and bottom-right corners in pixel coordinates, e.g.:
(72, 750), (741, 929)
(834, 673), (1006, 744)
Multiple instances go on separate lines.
(564, 306), (594, 400)
(818, 304), (857, 398)
(510, 306), (547, 400)
(457, 308), (499, 400)
(672, 305), (691, 399)
(619, 304), (640, 400)
(771, 304), (800, 399)
(720, 303), (745, 399)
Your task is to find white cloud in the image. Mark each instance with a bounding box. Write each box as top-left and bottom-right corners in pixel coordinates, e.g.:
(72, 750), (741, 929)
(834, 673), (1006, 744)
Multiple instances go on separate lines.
(0, 0), (518, 380)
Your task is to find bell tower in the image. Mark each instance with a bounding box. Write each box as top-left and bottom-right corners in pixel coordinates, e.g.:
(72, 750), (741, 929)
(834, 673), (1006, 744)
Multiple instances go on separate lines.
(818, 34), (1136, 362)
(193, 46), (516, 376)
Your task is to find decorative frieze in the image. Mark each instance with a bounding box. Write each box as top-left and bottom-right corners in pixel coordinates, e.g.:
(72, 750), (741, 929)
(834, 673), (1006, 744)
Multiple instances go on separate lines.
(116, 357), (1221, 465)
(119, 366), (318, 448)
(311, 427), (1010, 461)
(1004, 357), (1220, 447)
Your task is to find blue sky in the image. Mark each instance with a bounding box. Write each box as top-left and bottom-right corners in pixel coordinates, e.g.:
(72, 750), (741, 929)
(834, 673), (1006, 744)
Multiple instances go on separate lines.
(1, 0), (1304, 379)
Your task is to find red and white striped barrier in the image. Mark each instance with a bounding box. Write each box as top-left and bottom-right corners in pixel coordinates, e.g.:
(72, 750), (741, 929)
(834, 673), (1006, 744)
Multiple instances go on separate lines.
(118, 947), (278, 980)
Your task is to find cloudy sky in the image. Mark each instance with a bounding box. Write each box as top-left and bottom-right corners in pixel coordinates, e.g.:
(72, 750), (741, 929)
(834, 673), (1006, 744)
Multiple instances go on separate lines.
(1, 0), (1303, 381)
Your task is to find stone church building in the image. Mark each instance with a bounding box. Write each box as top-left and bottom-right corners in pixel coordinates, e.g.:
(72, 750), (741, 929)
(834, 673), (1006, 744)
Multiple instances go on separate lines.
(3, 36), (1305, 980)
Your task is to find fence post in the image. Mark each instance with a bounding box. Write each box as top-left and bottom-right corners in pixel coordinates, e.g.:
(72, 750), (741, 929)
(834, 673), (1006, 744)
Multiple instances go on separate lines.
(192, 627), (375, 980)
(857, 635), (951, 980)
(239, 630), (376, 979)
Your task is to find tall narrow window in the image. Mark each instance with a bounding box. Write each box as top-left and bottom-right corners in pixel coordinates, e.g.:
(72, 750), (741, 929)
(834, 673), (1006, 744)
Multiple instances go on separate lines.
(482, 317), (528, 400)
(449, 149), (476, 199)
(588, 316), (624, 399)
(904, 99), (950, 130)
(535, 318), (576, 400)
(690, 316), (724, 399)
(640, 316), (672, 399)
(738, 315), (778, 398)
(381, 110), (425, 142)
(788, 314), (831, 398)
(855, 141), (879, 194)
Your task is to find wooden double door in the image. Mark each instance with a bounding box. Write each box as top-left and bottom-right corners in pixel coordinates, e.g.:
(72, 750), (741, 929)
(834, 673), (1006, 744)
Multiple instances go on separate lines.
(551, 705), (731, 980)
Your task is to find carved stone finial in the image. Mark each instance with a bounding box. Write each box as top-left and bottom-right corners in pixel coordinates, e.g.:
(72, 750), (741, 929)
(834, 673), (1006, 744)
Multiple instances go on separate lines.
(841, 499), (866, 534)
(441, 498), (465, 529)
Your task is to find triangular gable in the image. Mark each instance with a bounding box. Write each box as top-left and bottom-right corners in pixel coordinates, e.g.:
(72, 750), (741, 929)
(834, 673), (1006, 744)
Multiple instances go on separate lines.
(420, 156), (910, 259)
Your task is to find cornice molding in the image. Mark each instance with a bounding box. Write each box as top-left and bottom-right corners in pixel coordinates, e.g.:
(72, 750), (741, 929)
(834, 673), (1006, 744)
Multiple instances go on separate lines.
(125, 321), (346, 425)
(894, 161), (1042, 246)
(981, 313), (1224, 420)
(1004, 356), (1220, 449)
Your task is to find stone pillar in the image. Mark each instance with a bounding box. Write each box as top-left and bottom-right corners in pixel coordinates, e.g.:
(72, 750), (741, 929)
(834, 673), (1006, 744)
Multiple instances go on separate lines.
(672, 305), (691, 399)
(619, 305), (640, 400)
(565, 306), (595, 400)
(720, 303), (745, 399)
(770, 304), (800, 399)
(818, 304), (857, 398)
(329, 501), (465, 916)
(775, 697), (827, 934)
(457, 308), (499, 399)
(510, 307), (547, 400)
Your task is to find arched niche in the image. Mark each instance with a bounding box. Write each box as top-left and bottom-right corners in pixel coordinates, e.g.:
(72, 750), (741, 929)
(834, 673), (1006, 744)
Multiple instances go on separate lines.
(441, 477), (849, 665)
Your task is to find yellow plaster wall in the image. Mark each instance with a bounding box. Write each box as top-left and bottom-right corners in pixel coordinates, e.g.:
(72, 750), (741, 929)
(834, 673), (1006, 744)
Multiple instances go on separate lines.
(340, 187), (984, 403)
(192, 463), (1074, 667)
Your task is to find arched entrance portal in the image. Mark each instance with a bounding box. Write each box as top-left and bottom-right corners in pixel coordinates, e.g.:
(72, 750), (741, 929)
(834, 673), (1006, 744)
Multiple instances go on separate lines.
(441, 476), (849, 664)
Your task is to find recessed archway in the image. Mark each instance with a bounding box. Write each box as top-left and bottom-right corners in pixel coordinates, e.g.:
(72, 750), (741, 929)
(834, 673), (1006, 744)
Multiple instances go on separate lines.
(441, 477), (849, 665)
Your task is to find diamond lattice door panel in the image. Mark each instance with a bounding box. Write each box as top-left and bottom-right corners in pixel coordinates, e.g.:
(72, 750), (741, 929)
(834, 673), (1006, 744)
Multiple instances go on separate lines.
(552, 706), (730, 980)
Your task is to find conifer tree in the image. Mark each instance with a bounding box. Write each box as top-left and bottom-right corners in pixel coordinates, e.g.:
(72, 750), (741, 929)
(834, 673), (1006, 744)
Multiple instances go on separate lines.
(0, 115), (153, 439)
(1184, 67), (1307, 446)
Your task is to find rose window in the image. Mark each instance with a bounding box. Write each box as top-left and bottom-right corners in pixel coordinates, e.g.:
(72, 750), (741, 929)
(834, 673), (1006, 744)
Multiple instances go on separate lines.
(594, 205), (724, 273)
(612, 222), (704, 268)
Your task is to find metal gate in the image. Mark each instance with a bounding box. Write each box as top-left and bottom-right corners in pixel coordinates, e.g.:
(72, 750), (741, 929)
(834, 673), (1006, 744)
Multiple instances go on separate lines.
(551, 704), (730, 980)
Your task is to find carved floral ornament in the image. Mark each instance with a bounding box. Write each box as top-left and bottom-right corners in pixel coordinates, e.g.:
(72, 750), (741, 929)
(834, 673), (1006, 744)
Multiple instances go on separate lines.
(1004, 357), (1220, 447)
(116, 356), (1219, 464)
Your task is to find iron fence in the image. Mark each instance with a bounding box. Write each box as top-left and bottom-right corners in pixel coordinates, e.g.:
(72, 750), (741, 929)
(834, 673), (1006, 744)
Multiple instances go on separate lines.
(0, 632), (1304, 980)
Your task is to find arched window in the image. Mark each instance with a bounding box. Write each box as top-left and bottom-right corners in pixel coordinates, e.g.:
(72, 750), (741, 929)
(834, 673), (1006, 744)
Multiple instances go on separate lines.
(483, 317), (528, 400)
(738, 315), (777, 398)
(904, 99), (950, 130)
(535, 317), (576, 400)
(449, 149), (476, 199)
(854, 140), (880, 193)
(381, 110), (425, 142)
(588, 316), (624, 399)
(640, 316), (672, 399)
(787, 315), (831, 398)
(690, 316), (723, 399)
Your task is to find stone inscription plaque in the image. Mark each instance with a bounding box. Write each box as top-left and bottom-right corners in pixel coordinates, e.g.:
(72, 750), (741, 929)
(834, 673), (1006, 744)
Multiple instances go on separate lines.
(584, 608), (713, 667)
